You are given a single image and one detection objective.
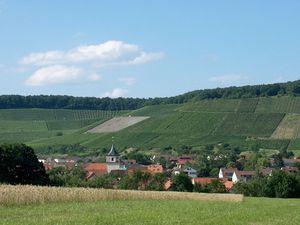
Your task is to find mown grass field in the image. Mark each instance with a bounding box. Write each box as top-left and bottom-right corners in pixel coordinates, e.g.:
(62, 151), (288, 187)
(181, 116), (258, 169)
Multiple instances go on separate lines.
(1, 198), (299, 225)
(1, 97), (300, 155)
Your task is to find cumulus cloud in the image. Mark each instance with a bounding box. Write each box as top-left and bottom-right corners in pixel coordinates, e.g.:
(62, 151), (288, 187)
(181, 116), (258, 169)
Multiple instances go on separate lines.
(127, 52), (164, 65)
(21, 40), (163, 87)
(119, 77), (136, 86)
(209, 74), (246, 83)
(20, 40), (163, 66)
(102, 88), (128, 98)
(25, 65), (82, 86)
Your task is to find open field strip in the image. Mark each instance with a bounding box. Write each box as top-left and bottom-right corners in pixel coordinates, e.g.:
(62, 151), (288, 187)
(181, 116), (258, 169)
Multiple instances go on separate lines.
(87, 116), (150, 133)
(0, 185), (243, 206)
(271, 113), (300, 139)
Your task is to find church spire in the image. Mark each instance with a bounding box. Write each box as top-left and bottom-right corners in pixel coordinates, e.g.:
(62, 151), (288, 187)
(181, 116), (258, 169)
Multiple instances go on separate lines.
(107, 144), (119, 156)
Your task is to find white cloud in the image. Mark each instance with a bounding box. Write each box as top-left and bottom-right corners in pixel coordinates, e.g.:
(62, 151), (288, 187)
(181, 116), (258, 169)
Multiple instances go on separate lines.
(119, 77), (136, 86)
(209, 74), (246, 83)
(20, 40), (163, 66)
(127, 52), (164, 65)
(87, 73), (102, 81)
(102, 88), (128, 98)
(25, 65), (82, 86)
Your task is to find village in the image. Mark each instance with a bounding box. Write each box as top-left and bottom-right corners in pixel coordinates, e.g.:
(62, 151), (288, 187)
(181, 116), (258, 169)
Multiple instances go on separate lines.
(40, 144), (300, 192)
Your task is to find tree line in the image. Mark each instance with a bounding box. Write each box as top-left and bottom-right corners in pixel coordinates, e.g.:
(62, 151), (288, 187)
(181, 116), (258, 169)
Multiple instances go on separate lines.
(1, 80), (300, 110)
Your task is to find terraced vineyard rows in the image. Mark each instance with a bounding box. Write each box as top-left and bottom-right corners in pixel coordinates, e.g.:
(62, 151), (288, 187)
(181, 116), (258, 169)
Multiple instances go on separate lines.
(255, 97), (300, 113)
(214, 113), (285, 137)
(236, 98), (259, 112)
(2, 97), (300, 154)
(178, 99), (240, 112)
(0, 109), (128, 144)
(46, 119), (103, 130)
(0, 109), (126, 121)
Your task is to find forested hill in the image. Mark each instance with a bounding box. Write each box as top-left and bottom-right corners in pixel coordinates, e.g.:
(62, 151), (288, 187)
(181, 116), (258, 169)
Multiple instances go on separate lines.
(1, 80), (300, 110)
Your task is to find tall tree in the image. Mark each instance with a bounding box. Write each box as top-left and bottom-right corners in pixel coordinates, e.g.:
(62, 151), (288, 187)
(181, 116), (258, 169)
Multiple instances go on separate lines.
(0, 144), (49, 185)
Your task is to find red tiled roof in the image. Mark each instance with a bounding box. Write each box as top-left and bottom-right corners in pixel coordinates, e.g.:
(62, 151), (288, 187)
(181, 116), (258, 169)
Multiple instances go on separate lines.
(146, 164), (163, 174)
(127, 164), (164, 175)
(85, 163), (108, 176)
(282, 166), (299, 172)
(164, 178), (172, 190)
(177, 159), (195, 165)
(223, 180), (234, 189)
(260, 168), (273, 175)
(193, 177), (233, 190)
(43, 163), (53, 170)
(193, 177), (216, 184)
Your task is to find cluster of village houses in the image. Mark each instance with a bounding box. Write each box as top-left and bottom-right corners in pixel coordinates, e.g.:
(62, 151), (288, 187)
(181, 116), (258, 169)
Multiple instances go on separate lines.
(40, 145), (300, 191)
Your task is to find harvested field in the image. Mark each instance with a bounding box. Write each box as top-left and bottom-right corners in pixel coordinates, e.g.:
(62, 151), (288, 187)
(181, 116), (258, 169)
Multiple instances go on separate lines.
(271, 114), (300, 139)
(0, 185), (243, 206)
(87, 116), (149, 133)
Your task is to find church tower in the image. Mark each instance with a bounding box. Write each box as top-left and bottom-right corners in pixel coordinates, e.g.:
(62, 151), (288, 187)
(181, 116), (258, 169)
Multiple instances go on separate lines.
(106, 145), (120, 173)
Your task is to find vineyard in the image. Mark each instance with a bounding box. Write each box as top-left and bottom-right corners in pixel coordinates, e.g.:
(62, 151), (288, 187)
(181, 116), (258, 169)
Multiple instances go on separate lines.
(1, 97), (300, 155)
(214, 113), (284, 137)
(0, 109), (128, 144)
(255, 96), (300, 113)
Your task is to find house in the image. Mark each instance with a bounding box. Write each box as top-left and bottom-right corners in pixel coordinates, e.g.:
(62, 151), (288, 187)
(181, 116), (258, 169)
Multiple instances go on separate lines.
(192, 177), (233, 190)
(192, 177), (216, 185)
(260, 168), (273, 176)
(121, 159), (136, 166)
(54, 158), (66, 164)
(173, 166), (197, 178)
(127, 164), (148, 175)
(164, 178), (172, 190)
(85, 163), (108, 177)
(183, 166), (197, 178)
(232, 170), (255, 183)
(176, 156), (196, 168)
(218, 168), (238, 180)
(146, 164), (164, 174)
(127, 163), (164, 175)
(281, 166), (299, 174)
(283, 158), (300, 167)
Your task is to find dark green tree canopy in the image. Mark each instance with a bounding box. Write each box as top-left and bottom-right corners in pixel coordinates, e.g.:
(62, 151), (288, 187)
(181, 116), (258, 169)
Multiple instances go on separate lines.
(0, 144), (49, 185)
(1, 80), (300, 110)
(170, 173), (193, 192)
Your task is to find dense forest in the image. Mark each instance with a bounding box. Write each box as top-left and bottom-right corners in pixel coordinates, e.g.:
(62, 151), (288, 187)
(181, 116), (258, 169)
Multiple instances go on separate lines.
(1, 80), (300, 110)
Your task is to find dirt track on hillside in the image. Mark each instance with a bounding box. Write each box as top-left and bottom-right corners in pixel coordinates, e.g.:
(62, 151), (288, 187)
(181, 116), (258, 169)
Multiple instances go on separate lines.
(87, 116), (149, 133)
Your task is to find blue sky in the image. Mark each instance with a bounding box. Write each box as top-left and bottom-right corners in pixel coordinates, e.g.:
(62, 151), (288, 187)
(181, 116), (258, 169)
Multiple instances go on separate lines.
(0, 1), (300, 98)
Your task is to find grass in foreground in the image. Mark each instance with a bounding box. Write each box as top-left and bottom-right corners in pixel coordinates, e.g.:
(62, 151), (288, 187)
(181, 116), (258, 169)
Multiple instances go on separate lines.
(0, 198), (299, 225)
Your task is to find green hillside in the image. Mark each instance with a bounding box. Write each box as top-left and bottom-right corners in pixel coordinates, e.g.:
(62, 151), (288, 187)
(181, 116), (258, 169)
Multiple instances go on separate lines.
(1, 97), (300, 156)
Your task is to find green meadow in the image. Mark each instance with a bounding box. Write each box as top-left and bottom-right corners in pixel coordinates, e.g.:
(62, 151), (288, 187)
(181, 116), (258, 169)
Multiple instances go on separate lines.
(1, 198), (299, 225)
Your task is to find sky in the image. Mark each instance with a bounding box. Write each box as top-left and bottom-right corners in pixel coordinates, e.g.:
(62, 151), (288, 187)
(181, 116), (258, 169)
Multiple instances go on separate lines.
(0, 1), (300, 98)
